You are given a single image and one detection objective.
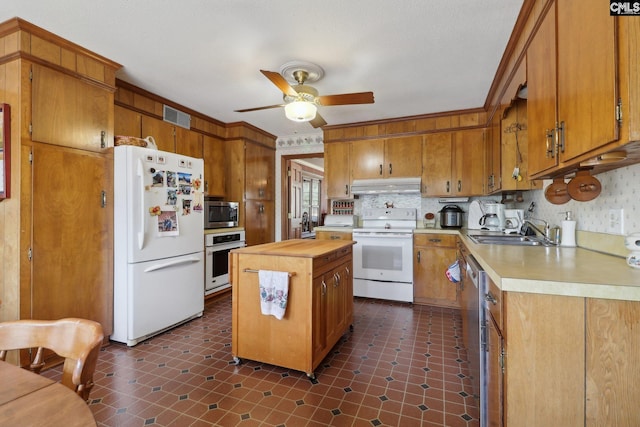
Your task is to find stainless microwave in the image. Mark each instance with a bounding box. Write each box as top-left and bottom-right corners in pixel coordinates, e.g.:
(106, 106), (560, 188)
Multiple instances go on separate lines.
(204, 199), (239, 229)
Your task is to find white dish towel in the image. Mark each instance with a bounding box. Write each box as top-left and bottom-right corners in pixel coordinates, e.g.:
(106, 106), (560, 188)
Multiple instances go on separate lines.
(258, 270), (290, 320)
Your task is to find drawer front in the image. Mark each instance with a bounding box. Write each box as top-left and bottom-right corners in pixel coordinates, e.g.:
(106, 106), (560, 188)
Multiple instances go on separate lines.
(414, 233), (457, 248)
(485, 278), (502, 329)
(313, 246), (353, 275)
(316, 231), (352, 240)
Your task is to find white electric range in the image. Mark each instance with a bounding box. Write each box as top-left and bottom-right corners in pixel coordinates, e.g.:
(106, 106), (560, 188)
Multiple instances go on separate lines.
(352, 208), (417, 302)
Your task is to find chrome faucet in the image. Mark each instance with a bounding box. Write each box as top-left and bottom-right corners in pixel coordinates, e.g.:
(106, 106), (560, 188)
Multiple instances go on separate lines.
(522, 218), (553, 244)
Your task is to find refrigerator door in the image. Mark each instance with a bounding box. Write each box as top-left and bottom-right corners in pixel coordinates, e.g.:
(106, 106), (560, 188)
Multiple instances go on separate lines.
(112, 251), (205, 346)
(115, 146), (204, 264)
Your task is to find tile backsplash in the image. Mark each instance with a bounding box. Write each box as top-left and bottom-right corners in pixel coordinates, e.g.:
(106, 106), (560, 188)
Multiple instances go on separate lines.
(354, 162), (639, 256)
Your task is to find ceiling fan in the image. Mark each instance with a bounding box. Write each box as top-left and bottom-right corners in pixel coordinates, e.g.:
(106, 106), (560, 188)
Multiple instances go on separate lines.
(234, 61), (374, 128)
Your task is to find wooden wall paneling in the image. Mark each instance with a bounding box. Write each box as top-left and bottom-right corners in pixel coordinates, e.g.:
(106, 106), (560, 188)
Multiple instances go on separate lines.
(114, 105), (142, 138)
(141, 115), (175, 152)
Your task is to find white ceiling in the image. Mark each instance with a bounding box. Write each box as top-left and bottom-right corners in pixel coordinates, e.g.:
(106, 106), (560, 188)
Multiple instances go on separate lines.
(3, 0), (524, 139)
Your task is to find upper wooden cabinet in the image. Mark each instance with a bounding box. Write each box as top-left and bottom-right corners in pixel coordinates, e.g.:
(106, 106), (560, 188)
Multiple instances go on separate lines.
(324, 142), (352, 199)
(245, 142), (274, 201)
(422, 129), (485, 197)
(114, 105), (142, 138)
(203, 135), (225, 197)
(527, 0), (618, 177)
(31, 64), (113, 153)
(422, 132), (453, 196)
(351, 136), (422, 179)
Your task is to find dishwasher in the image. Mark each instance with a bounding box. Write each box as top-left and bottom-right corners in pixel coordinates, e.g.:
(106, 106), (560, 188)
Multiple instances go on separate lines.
(461, 251), (487, 427)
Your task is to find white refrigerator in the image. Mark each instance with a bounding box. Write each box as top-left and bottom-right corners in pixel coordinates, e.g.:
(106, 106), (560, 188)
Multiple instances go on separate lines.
(112, 145), (205, 346)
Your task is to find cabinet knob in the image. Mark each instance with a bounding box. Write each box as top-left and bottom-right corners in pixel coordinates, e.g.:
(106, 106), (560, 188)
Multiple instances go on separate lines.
(457, 180), (462, 192)
(389, 163), (392, 175)
(379, 164), (383, 175)
(345, 184), (349, 195)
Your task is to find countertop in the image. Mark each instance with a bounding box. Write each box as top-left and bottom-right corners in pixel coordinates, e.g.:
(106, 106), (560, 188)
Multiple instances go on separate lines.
(230, 239), (355, 258)
(322, 225), (639, 300)
(452, 229), (640, 302)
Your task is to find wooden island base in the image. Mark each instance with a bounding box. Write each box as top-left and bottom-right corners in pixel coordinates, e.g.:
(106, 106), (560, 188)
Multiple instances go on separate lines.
(230, 239), (354, 379)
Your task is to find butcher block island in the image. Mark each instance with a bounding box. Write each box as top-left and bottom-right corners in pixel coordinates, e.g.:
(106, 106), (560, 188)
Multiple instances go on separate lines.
(229, 239), (355, 379)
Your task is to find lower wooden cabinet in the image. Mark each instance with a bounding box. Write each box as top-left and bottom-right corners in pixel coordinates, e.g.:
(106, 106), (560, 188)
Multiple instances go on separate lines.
(484, 289), (640, 426)
(413, 233), (459, 307)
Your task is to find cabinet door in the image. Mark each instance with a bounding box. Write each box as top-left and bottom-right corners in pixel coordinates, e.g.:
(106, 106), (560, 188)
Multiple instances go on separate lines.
(245, 143), (274, 200)
(324, 142), (352, 198)
(312, 274), (327, 363)
(384, 135), (422, 177)
(585, 299), (640, 426)
(413, 235), (458, 307)
(486, 109), (502, 193)
(175, 127), (203, 158)
(31, 65), (112, 153)
(527, 4), (558, 176)
(245, 199), (274, 246)
(422, 132), (453, 196)
(486, 314), (504, 427)
(203, 135), (225, 197)
(351, 139), (384, 179)
(114, 105), (142, 137)
(141, 116), (175, 152)
(557, 0), (618, 162)
(31, 143), (113, 335)
(454, 129), (486, 196)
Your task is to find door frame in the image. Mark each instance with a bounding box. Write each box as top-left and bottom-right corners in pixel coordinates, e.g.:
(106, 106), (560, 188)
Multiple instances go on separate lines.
(280, 153), (325, 241)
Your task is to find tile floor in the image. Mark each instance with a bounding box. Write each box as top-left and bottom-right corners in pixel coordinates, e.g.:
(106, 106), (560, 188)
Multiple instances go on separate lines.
(49, 295), (479, 426)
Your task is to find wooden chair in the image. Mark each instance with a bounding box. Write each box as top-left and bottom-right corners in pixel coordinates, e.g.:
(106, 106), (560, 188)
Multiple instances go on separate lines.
(0, 318), (104, 402)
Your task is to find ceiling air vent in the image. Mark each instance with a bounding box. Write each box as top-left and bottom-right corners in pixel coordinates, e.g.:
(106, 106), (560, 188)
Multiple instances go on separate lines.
(163, 105), (191, 129)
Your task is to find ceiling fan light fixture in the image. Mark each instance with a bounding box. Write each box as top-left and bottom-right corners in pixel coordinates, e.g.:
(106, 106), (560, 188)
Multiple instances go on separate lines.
(284, 101), (317, 122)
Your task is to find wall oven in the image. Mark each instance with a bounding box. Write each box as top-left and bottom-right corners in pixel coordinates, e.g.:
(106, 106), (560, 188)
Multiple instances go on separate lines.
(204, 199), (239, 229)
(352, 208), (416, 303)
(205, 230), (245, 296)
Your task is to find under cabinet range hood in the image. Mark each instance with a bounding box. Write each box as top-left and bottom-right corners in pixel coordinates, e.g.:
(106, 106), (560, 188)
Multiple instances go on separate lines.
(351, 177), (421, 195)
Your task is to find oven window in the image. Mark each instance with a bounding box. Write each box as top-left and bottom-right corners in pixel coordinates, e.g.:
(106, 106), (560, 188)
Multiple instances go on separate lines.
(211, 248), (231, 278)
(362, 246), (403, 270)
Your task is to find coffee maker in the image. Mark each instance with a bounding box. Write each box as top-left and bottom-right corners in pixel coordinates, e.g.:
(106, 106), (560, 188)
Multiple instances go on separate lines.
(479, 203), (505, 231)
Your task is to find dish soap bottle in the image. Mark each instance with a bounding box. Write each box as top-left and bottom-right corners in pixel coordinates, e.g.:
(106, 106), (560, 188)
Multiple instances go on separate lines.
(561, 211), (576, 247)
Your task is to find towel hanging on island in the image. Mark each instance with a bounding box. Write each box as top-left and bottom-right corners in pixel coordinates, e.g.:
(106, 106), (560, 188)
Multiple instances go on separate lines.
(258, 270), (290, 320)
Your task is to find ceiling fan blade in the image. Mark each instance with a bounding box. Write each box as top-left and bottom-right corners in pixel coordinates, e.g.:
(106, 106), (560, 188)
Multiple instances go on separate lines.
(260, 70), (299, 97)
(317, 91), (374, 106)
(310, 112), (327, 128)
(234, 104), (284, 113)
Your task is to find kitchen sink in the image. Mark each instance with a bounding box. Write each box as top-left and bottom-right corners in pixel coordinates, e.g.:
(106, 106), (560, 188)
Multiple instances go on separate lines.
(468, 234), (551, 246)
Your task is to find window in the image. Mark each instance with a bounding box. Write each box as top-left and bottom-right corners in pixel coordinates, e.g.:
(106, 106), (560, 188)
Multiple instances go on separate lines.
(302, 176), (321, 231)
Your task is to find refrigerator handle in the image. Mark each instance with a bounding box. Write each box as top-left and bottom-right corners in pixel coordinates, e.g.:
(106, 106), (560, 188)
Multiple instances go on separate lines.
(143, 256), (201, 273)
(137, 158), (146, 250)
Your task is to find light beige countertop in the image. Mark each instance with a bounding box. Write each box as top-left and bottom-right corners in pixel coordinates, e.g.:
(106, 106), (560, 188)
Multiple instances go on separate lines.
(456, 231), (640, 302)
